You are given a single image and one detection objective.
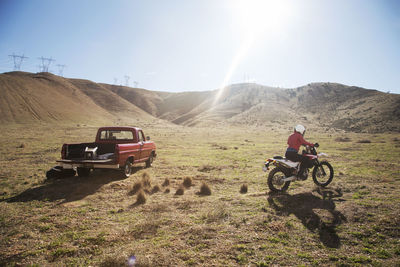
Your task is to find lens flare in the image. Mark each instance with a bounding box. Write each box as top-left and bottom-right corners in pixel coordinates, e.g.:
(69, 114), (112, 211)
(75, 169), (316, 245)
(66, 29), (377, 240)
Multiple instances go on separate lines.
(214, 0), (293, 106)
(128, 255), (136, 266)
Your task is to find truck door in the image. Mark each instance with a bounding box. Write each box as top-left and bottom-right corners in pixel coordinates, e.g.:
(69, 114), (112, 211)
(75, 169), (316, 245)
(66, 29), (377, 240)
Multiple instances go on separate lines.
(138, 130), (149, 160)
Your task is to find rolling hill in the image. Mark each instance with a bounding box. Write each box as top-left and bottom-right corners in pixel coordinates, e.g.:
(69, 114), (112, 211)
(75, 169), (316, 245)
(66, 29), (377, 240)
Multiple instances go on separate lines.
(1, 71), (399, 132)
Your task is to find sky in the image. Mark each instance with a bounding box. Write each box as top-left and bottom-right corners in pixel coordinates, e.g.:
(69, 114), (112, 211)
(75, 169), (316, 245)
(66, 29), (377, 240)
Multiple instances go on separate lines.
(0, 0), (399, 93)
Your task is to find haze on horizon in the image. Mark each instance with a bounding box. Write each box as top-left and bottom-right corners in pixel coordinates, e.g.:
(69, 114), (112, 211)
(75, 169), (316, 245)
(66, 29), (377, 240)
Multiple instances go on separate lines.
(0, 0), (399, 94)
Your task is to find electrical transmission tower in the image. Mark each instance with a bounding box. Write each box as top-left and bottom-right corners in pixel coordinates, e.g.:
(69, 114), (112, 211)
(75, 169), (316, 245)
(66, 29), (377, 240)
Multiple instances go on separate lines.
(124, 75), (130, 86)
(133, 81), (139, 88)
(56, 64), (66, 77)
(8, 53), (29, 71)
(38, 57), (55, 72)
(113, 78), (118, 85)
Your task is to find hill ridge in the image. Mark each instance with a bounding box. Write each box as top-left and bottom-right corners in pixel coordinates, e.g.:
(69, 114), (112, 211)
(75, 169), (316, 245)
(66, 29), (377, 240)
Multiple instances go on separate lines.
(1, 72), (399, 132)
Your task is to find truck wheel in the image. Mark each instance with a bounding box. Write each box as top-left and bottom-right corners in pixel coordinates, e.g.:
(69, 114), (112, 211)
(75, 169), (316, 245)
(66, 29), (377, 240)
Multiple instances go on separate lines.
(145, 153), (154, 168)
(77, 167), (90, 177)
(123, 160), (133, 177)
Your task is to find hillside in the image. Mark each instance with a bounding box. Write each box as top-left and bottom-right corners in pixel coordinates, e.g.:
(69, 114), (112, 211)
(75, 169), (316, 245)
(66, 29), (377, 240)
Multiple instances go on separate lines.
(1, 71), (399, 132)
(0, 72), (155, 125)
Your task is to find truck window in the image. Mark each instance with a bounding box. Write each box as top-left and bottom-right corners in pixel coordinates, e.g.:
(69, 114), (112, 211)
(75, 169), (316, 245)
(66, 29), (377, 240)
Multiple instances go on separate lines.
(99, 130), (134, 140)
(138, 131), (145, 142)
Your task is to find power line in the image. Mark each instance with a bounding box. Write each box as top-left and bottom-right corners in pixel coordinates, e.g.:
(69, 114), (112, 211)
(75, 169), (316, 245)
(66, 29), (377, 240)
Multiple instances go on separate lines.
(38, 56), (55, 72)
(56, 64), (66, 76)
(8, 53), (29, 70)
(124, 75), (130, 86)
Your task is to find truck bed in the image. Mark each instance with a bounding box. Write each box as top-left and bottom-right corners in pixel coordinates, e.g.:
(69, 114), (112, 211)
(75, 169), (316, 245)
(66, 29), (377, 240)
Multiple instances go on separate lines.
(65, 142), (116, 160)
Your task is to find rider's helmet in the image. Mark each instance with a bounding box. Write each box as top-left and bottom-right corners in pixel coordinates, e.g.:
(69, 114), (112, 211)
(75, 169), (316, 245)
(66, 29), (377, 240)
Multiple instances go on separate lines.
(294, 124), (306, 135)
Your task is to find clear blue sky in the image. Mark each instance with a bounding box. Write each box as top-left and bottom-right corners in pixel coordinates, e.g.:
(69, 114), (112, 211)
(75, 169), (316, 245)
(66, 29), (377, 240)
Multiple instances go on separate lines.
(1, 0), (399, 93)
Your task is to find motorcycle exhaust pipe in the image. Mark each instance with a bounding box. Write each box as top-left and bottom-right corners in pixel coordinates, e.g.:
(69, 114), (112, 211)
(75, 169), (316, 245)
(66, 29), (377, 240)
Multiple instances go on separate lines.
(282, 175), (297, 182)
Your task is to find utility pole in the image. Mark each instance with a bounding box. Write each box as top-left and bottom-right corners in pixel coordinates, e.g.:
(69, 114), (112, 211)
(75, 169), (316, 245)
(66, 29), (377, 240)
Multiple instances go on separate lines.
(38, 57), (55, 72)
(124, 75), (130, 87)
(8, 53), (28, 71)
(56, 64), (66, 77)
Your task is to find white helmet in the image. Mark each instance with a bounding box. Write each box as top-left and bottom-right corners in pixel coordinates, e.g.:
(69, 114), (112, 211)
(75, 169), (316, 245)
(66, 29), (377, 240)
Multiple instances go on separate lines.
(295, 124), (306, 135)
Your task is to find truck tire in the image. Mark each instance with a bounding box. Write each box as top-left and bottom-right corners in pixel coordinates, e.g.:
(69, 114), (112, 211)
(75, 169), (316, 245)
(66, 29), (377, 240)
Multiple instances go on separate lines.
(145, 152), (154, 168)
(77, 167), (90, 177)
(123, 159), (133, 178)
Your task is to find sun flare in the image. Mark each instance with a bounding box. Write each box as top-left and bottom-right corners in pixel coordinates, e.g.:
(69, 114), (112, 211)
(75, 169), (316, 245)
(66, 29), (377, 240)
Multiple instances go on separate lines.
(214, 0), (293, 105)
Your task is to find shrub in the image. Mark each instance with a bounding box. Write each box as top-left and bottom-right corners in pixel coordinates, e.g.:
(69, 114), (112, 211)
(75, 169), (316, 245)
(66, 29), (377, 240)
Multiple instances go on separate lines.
(358, 139), (371, 143)
(335, 137), (351, 142)
(240, 184), (248, 194)
(183, 177), (193, 188)
(151, 185), (160, 194)
(164, 188), (170, 194)
(199, 182), (211, 196)
(141, 172), (151, 187)
(136, 190), (146, 205)
(129, 182), (142, 195)
(175, 186), (184, 195)
(162, 178), (170, 187)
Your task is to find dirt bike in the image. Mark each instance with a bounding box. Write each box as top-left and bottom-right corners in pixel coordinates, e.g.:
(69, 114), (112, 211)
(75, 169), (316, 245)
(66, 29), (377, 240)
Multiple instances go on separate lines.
(263, 143), (334, 192)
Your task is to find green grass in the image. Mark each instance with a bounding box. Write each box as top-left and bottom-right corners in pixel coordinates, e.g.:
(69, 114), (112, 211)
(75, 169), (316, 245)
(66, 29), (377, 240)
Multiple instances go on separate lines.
(0, 124), (399, 266)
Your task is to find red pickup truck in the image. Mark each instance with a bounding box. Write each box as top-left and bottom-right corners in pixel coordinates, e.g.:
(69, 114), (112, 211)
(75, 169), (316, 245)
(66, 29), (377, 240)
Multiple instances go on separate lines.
(56, 126), (156, 177)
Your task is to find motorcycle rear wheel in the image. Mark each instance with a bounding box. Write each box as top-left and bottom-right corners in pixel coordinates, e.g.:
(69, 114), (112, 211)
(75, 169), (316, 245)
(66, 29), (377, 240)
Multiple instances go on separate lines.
(268, 167), (290, 192)
(312, 161), (334, 187)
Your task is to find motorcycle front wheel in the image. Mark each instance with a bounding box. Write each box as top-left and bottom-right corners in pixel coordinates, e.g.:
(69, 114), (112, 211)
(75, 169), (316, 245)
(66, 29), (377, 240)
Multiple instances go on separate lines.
(268, 167), (290, 192)
(312, 161), (334, 187)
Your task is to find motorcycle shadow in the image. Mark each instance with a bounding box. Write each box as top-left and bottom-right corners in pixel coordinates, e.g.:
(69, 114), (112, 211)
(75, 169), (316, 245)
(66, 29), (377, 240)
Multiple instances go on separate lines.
(267, 189), (347, 248)
(2, 167), (144, 204)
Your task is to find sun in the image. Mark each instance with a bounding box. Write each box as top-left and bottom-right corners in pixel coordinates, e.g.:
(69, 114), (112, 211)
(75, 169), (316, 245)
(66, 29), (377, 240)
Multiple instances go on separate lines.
(214, 0), (293, 106)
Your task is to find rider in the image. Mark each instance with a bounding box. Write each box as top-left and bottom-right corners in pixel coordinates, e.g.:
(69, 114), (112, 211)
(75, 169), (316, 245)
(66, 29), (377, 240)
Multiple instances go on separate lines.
(285, 124), (314, 178)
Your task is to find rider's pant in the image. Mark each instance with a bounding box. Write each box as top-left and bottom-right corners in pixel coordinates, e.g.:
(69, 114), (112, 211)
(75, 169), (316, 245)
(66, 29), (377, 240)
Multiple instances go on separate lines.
(285, 150), (311, 175)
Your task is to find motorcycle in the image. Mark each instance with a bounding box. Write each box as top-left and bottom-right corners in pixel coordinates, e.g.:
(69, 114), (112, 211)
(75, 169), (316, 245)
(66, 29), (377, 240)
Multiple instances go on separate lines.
(263, 143), (334, 192)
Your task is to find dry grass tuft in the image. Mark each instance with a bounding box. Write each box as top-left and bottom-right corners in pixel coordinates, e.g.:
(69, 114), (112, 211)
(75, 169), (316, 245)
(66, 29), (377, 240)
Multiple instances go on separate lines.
(175, 186), (185, 196)
(141, 172), (151, 187)
(240, 183), (248, 194)
(162, 178), (170, 187)
(358, 139), (371, 143)
(136, 190), (146, 205)
(335, 137), (351, 142)
(17, 143), (25, 148)
(164, 188), (170, 194)
(199, 182), (212, 196)
(151, 185), (161, 194)
(183, 177), (193, 188)
(129, 181), (142, 195)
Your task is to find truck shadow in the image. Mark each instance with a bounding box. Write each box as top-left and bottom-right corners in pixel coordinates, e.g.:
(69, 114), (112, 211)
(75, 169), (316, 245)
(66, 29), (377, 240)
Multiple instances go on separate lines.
(2, 167), (143, 204)
(267, 188), (347, 248)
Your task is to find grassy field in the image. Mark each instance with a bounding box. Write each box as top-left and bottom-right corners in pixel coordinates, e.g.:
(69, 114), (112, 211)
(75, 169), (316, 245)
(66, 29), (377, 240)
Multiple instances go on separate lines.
(0, 123), (399, 266)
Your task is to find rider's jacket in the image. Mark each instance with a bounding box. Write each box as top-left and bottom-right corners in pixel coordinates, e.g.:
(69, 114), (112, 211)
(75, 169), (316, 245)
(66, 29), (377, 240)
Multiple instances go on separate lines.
(287, 132), (313, 152)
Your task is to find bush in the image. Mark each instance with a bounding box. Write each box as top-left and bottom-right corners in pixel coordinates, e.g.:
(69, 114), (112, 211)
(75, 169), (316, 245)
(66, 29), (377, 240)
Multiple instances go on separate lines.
(335, 137), (351, 142)
(358, 139), (371, 144)
(240, 184), (248, 194)
(199, 182), (211, 196)
(151, 185), (160, 194)
(175, 186), (184, 195)
(162, 178), (170, 187)
(183, 177), (193, 188)
(136, 190), (146, 205)
(129, 182), (142, 195)
(141, 172), (151, 187)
